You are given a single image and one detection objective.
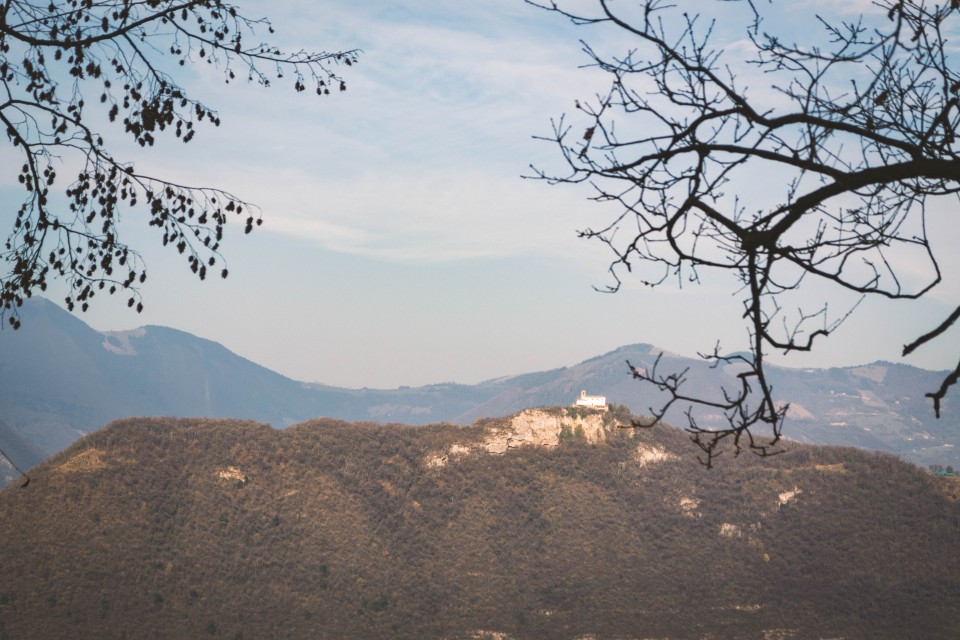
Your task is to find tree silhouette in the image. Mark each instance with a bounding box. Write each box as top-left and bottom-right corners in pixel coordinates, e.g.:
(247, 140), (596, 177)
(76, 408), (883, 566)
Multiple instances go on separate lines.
(1, 0), (357, 325)
(530, 0), (960, 465)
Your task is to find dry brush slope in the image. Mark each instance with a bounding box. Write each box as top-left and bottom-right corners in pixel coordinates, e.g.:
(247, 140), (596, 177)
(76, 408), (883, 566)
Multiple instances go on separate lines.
(1, 408), (959, 639)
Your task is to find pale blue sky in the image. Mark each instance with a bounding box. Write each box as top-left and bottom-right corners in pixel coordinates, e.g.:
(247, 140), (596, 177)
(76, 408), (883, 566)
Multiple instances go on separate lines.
(3, 0), (958, 388)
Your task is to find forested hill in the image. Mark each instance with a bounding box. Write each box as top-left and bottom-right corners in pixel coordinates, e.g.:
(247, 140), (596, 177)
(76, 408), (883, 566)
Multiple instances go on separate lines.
(0, 408), (957, 639)
(1, 297), (956, 475)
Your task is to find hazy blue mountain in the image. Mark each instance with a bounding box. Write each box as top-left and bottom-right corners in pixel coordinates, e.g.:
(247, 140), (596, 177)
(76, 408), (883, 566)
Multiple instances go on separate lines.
(1, 298), (956, 478)
(0, 417), (45, 486)
(0, 298), (500, 456)
(0, 297), (346, 451)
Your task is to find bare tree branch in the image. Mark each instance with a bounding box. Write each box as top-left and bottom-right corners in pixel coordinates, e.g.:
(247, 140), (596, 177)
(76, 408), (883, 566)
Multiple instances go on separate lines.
(903, 304), (960, 356)
(0, 0), (358, 326)
(532, 0), (960, 461)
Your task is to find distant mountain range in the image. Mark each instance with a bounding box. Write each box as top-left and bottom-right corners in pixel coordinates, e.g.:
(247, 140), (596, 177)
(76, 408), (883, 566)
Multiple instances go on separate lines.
(0, 297), (956, 480)
(1, 411), (957, 638)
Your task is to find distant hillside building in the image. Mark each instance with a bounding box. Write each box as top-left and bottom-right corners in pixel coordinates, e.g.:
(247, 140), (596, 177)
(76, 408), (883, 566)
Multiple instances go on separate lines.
(574, 389), (607, 410)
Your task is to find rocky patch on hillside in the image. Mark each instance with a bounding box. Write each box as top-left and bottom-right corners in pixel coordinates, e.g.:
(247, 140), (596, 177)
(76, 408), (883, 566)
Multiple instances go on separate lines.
(426, 408), (622, 467)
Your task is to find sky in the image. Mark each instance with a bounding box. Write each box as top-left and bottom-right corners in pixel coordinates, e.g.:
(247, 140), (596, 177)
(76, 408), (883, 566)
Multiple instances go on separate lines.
(2, 0), (959, 389)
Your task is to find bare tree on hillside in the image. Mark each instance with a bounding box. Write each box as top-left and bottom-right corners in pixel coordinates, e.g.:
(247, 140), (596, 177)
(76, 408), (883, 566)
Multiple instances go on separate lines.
(1, 0), (357, 325)
(529, 0), (960, 465)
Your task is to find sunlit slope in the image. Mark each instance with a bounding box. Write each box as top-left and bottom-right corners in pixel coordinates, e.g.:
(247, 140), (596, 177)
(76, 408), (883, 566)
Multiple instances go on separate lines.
(0, 409), (957, 639)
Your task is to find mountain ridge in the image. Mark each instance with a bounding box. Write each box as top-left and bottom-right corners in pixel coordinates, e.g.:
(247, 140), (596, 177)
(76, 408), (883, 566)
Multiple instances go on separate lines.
(0, 297), (956, 477)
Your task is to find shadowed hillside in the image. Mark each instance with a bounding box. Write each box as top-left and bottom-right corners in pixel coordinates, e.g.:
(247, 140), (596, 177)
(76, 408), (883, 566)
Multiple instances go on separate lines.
(1, 409), (958, 639)
(0, 418), (44, 486)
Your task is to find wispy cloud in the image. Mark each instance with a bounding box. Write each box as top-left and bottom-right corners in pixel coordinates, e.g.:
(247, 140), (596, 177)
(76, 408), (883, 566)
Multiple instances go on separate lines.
(160, 1), (620, 264)
(246, 165), (606, 264)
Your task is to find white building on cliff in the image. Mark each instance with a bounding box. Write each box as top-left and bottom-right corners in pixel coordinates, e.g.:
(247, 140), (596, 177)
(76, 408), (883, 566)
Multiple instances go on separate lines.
(573, 389), (607, 410)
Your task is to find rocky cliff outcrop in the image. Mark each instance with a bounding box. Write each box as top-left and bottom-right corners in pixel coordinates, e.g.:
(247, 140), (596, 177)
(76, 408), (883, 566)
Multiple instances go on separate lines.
(426, 408), (621, 467)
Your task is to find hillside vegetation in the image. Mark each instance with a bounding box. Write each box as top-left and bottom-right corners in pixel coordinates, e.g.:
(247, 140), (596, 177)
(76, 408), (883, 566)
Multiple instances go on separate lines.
(1, 408), (959, 639)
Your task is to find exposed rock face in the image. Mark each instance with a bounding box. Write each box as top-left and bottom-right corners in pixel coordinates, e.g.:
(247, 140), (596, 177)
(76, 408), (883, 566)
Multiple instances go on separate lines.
(216, 466), (246, 481)
(425, 444), (471, 468)
(483, 409), (613, 454)
(425, 408), (621, 466)
(778, 487), (802, 507)
(634, 443), (678, 466)
(679, 497), (701, 518)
